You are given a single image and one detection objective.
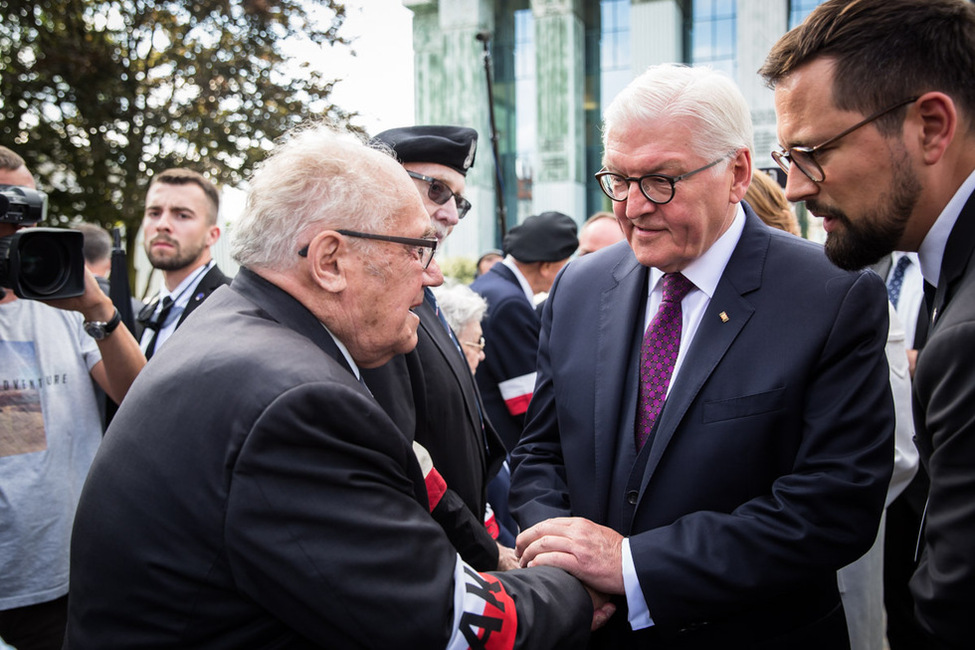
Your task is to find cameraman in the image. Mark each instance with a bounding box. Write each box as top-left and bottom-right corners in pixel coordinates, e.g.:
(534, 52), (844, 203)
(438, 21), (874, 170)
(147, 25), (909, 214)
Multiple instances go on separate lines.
(0, 145), (145, 650)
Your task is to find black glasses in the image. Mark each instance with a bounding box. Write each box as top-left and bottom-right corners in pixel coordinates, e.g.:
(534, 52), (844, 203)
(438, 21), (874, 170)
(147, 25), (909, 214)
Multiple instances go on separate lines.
(407, 171), (472, 219)
(595, 154), (730, 205)
(462, 336), (486, 351)
(298, 229), (438, 269)
(772, 97), (918, 184)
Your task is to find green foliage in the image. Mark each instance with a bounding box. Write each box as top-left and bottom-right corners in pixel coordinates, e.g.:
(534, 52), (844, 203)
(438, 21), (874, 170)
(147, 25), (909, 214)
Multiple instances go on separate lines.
(438, 255), (476, 285)
(0, 0), (359, 274)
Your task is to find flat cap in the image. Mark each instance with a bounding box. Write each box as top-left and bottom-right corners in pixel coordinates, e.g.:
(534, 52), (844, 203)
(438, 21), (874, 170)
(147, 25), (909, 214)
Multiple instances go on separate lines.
(503, 211), (579, 263)
(370, 125), (478, 176)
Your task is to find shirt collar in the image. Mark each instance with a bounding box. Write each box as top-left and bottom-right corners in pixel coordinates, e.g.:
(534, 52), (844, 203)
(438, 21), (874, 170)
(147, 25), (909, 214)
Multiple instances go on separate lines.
(502, 256), (535, 304)
(648, 203), (745, 298)
(918, 167), (975, 286)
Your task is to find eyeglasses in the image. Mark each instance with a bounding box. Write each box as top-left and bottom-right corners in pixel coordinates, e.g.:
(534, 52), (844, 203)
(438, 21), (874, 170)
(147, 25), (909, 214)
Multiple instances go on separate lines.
(407, 171), (472, 219)
(298, 229), (438, 269)
(772, 97), (918, 183)
(595, 154), (730, 205)
(462, 336), (486, 351)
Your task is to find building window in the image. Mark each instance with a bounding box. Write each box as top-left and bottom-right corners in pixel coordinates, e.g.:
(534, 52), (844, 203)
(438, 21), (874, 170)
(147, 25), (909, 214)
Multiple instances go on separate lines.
(691, 0), (736, 78)
(789, 0), (824, 29)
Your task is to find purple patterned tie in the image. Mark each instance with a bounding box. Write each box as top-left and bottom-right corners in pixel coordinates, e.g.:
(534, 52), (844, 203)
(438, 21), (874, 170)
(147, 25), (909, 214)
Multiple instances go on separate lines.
(636, 272), (694, 449)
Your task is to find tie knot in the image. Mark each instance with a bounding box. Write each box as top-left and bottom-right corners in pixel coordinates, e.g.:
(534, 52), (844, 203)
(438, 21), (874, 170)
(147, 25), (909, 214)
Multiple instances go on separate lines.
(661, 273), (694, 304)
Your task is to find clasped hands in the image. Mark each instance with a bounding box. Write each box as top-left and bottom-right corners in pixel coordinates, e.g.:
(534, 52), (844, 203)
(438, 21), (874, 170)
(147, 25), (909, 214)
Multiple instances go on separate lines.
(515, 517), (623, 631)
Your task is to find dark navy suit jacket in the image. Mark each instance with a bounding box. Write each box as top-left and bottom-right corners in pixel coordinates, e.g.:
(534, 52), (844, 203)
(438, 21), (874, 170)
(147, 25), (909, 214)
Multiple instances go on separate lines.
(471, 263), (541, 451)
(511, 208), (894, 649)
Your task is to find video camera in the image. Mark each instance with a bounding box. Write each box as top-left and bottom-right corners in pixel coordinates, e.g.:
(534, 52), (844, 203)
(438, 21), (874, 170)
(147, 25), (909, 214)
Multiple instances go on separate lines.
(0, 185), (85, 299)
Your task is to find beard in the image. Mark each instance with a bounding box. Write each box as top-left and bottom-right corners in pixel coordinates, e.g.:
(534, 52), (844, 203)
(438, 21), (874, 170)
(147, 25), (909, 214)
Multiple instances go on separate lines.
(145, 235), (208, 271)
(815, 149), (920, 271)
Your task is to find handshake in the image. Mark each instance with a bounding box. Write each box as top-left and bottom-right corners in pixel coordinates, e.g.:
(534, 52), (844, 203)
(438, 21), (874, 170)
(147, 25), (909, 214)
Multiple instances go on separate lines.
(514, 517), (623, 631)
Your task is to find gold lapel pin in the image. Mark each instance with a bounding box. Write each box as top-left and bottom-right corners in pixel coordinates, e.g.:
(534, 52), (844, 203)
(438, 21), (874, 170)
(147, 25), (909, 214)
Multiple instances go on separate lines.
(719, 311), (730, 323)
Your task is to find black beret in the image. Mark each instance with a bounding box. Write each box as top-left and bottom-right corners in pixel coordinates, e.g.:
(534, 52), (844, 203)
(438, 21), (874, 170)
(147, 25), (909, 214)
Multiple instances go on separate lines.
(503, 211), (579, 263)
(370, 125), (478, 176)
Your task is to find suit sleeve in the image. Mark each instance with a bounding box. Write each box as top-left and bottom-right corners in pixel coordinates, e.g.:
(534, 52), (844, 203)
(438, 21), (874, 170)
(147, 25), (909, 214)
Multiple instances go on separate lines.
(508, 276), (574, 528)
(481, 295), (541, 420)
(224, 382), (591, 649)
(910, 318), (975, 646)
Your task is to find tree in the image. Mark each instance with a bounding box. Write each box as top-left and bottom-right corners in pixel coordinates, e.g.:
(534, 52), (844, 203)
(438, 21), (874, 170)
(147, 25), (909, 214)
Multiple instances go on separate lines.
(0, 0), (358, 280)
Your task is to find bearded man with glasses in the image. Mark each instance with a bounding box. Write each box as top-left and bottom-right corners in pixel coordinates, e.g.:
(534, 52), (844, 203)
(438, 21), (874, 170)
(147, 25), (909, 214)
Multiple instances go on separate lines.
(508, 62), (894, 649)
(762, 1), (975, 647)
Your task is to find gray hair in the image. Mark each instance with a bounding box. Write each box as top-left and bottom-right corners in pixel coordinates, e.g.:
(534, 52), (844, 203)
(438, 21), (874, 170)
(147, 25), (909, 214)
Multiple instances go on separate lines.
(433, 281), (488, 334)
(74, 222), (113, 265)
(231, 122), (402, 272)
(602, 64), (754, 163)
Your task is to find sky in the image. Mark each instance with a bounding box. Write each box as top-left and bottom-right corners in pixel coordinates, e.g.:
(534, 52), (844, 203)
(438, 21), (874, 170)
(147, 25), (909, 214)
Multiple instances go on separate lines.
(296, 0), (417, 135)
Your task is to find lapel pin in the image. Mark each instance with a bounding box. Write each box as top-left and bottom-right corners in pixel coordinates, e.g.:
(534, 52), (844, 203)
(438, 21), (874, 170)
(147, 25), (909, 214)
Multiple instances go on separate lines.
(719, 311), (730, 323)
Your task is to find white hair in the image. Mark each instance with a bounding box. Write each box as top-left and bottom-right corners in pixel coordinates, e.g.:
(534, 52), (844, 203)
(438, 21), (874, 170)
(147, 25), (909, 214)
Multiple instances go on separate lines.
(602, 63), (754, 162)
(433, 281), (488, 334)
(231, 122), (403, 272)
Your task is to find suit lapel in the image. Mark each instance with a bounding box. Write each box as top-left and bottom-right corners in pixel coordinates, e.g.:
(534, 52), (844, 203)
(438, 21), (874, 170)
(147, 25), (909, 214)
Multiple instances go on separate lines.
(416, 299), (483, 439)
(178, 265), (229, 327)
(592, 252), (647, 520)
(640, 211), (768, 490)
(931, 189), (975, 329)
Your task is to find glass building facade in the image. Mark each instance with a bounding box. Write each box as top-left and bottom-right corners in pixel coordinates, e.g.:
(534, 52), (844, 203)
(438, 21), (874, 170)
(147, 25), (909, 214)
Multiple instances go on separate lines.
(404, 0), (826, 257)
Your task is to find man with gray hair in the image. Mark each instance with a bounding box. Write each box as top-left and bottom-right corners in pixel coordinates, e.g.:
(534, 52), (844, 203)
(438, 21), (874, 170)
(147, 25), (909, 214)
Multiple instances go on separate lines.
(509, 63), (894, 648)
(64, 123), (610, 648)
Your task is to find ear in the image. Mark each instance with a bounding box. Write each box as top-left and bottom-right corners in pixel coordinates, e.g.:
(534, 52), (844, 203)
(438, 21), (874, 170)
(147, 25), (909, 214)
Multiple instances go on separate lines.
(914, 92), (956, 166)
(728, 147), (752, 204)
(206, 225), (220, 247)
(306, 230), (348, 293)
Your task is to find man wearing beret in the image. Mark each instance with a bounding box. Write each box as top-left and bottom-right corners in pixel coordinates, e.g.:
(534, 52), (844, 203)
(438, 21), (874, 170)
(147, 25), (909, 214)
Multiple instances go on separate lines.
(470, 211), (579, 452)
(361, 125), (513, 570)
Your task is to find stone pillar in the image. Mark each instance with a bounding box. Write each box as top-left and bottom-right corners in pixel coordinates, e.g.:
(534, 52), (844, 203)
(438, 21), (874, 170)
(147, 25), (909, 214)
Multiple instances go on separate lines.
(629, 0), (683, 75)
(404, 0), (495, 259)
(737, 0), (788, 169)
(529, 0), (586, 225)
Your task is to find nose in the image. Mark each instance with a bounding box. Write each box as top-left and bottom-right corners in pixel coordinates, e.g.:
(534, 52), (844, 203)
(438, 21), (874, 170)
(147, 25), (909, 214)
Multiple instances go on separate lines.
(423, 257), (445, 287)
(434, 199), (460, 228)
(783, 167), (819, 204)
(624, 182), (655, 220)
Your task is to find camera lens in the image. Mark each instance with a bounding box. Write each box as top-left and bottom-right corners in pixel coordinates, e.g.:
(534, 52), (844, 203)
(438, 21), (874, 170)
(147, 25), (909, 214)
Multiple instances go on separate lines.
(19, 232), (74, 297)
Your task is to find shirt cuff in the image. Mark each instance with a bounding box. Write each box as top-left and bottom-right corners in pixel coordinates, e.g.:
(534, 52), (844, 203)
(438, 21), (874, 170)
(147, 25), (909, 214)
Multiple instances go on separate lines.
(621, 537), (654, 630)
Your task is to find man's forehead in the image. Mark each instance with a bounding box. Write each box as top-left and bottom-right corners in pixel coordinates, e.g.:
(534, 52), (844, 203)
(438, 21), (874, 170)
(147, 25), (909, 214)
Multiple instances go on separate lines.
(145, 182), (207, 207)
(0, 167), (36, 189)
(404, 161), (465, 188)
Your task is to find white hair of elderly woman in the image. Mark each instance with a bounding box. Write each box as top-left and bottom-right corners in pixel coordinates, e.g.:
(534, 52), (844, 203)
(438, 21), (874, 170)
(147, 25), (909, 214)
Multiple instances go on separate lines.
(433, 280), (488, 334)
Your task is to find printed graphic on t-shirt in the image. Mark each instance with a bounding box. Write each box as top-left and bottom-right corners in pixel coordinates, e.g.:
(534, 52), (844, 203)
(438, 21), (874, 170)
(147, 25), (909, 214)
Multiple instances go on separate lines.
(0, 340), (47, 457)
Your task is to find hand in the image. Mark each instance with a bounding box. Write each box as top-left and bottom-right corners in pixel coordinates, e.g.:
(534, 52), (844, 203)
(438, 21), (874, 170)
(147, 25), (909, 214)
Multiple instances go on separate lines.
(907, 348), (918, 379)
(586, 586), (616, 631)
(41, 267), (114, 322)
(496, 543), (520, 571)
(516, 517), (625, 595)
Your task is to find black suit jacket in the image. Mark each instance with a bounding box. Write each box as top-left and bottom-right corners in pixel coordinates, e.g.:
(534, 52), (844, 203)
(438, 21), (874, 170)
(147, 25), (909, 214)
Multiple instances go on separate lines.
(175, 263), (232, 327)
(470, 264), (541, 451)
(510, 209), (894, 649)
(362, 296), (506, 569)
(65, 268), (591, 649)
(909, 188), (975, 648)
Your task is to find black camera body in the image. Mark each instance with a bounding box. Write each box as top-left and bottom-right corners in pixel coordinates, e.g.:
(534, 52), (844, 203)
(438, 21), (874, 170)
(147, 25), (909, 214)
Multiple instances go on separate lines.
(0, 185), (85, 299)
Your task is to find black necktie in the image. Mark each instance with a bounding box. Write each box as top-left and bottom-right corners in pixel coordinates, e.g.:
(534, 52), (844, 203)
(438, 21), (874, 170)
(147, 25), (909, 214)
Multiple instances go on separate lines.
(144, 296), (174, 359)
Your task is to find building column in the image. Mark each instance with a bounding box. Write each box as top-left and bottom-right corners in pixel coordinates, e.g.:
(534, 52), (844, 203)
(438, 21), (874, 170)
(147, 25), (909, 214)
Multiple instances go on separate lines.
(405, 0), (496, 259)
(529, 0), (586, 224)
(629, 0), (683, 74)
(737, 0), (787, 169)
